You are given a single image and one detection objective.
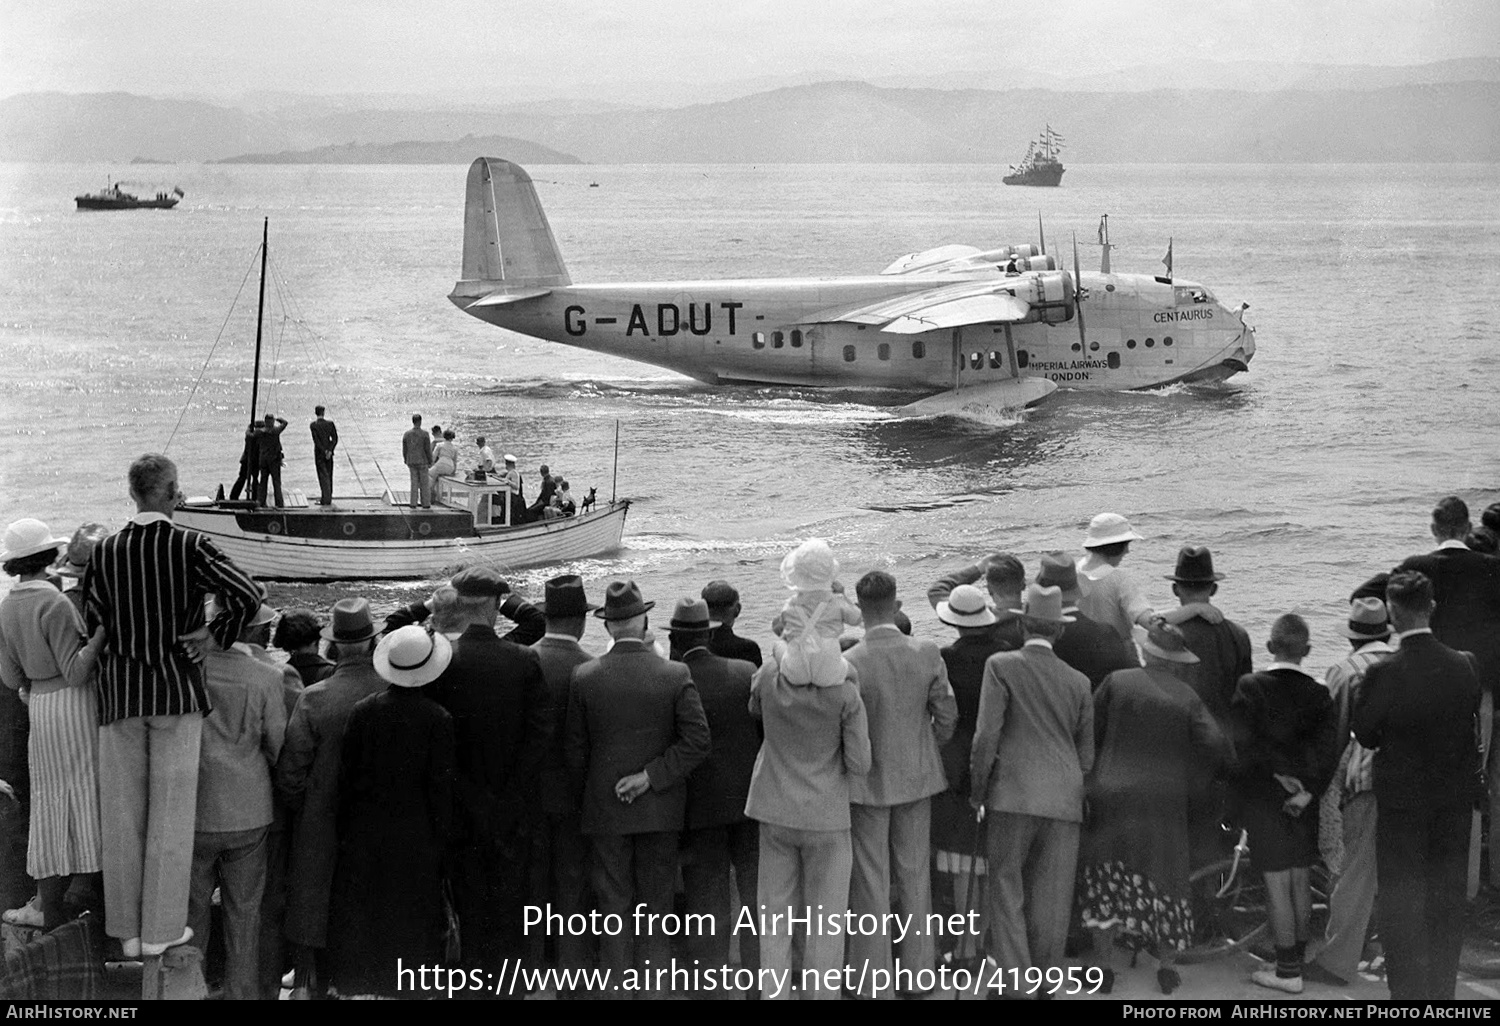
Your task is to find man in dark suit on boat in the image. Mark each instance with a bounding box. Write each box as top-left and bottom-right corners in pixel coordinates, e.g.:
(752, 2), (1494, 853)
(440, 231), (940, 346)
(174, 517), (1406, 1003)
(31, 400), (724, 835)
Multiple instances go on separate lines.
(309, 406), (338, 506)
(565, 580), (710, 985)
(230, 422), (260, 501)
(254, 413), (288, 508)
(403, 414), (434, 509)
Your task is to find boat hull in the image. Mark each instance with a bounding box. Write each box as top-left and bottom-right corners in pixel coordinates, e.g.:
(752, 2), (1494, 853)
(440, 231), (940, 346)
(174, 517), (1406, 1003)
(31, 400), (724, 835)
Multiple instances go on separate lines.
(173, 500), (630, 581)
(75, 197), (180, 210)
(1002, 166), (1065, 187)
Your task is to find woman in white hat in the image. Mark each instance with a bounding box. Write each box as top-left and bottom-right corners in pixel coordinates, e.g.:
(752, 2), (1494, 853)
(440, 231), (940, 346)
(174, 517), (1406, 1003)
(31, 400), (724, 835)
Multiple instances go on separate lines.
(326, 625), (456, 998)
(933, 584), (1002, 968)
(0, 519), (106, 931)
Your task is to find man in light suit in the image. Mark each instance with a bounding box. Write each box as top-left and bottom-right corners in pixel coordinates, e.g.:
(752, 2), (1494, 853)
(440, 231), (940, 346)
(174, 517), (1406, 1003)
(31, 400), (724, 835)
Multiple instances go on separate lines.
(971, 583), (1094, 998)
(564, 580), (711, 987)
(529, 575), (598, 982)
(1353, 571), (1484, 1000)
(670, 597), (761, 983)
(845, 570), (957, 997)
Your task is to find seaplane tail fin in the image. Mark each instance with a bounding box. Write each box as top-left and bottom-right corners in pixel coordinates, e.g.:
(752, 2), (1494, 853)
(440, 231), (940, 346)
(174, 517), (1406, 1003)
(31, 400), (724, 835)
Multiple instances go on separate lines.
(458, 157), (571, 290)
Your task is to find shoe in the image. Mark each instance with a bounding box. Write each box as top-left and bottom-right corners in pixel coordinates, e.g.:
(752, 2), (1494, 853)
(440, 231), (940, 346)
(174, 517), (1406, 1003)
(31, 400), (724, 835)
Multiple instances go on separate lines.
(141, 927), (193, 957)
(1251, 969), (1304, 994)
(2, 896), (43, 928)
(121, 937), (142, 960)
(1157, 967), (1181, 995)
(1301, 961), (1349, 987)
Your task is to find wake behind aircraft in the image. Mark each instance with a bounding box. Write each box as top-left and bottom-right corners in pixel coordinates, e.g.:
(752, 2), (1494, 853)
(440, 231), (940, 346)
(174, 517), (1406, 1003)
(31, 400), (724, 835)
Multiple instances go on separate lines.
(449, 158), (1257, 416)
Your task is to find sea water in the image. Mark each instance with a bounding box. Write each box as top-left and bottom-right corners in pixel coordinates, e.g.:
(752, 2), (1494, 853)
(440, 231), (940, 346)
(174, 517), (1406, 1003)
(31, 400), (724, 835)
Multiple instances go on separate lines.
(0, 161), (1496, 663)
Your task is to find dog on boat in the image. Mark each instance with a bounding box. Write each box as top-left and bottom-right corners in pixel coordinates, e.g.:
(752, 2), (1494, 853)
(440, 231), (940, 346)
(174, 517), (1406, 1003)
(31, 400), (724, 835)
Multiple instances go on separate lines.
(579, 487), (597, 514)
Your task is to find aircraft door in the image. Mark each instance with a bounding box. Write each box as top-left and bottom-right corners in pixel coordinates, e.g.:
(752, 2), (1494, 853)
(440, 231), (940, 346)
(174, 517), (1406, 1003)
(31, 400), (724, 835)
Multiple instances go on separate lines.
(954, 325), (1018, 388)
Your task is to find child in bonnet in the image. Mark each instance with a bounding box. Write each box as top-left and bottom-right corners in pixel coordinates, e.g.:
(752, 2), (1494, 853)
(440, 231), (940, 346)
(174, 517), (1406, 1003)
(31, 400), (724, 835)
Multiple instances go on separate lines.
(772, 538), (863, 685)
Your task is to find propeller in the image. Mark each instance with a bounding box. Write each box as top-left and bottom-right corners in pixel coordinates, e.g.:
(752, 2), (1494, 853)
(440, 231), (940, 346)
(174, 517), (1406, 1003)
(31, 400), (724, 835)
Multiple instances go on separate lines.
(1073, 233), (1087, 350)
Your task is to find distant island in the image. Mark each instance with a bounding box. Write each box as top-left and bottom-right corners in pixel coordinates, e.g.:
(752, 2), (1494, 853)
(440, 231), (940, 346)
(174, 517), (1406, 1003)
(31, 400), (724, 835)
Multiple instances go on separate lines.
(129, 156), (170, 164)
(219, 133), (582, 165)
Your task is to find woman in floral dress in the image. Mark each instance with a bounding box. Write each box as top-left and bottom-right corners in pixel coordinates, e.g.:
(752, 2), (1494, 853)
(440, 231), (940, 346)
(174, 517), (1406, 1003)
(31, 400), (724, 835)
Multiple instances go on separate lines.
(1080, 626), (1231, 994)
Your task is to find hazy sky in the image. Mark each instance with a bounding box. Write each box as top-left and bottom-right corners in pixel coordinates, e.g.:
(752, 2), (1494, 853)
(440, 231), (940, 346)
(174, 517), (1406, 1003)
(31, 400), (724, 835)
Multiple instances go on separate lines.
(3, 0), (1497, 101)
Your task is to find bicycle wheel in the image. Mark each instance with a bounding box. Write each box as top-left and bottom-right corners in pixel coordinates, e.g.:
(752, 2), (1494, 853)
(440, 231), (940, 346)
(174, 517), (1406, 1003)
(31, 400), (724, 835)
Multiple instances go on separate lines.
(1179, 858), (1270, 964)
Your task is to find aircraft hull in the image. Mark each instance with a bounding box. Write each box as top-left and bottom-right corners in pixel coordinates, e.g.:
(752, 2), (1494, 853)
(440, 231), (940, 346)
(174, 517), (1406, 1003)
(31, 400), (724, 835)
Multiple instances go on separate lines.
(453, 273), (1255, 394)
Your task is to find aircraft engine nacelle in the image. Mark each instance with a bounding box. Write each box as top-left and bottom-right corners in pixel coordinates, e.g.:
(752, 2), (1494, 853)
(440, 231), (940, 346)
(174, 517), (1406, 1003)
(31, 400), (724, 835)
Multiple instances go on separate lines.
(1021, 255), (1057, 271)
(1028, 270), (1075, 325)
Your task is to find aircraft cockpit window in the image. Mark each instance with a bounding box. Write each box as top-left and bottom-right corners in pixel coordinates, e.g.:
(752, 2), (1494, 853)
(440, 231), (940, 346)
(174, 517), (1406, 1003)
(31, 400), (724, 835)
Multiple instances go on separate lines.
(987, 351), (1003, 369)
(877, 343), (891, 361)
(843, 345), (856, 363)
(752, 332), (765, 349)
(1175, 285), (1213, 306)
(772, 330), (785, 349)
(790, 329), (803, 348)
(911, 340), (925, 359)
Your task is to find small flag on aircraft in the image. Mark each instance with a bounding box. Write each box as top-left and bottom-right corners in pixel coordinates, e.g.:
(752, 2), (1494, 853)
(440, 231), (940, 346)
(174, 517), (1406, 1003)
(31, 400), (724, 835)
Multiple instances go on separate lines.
(1162, 238), (1173, 278)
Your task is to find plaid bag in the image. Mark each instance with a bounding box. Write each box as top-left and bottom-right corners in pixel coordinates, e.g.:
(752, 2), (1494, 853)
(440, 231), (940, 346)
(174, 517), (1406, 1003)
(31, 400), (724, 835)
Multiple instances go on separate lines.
(0, 915), (102, 999)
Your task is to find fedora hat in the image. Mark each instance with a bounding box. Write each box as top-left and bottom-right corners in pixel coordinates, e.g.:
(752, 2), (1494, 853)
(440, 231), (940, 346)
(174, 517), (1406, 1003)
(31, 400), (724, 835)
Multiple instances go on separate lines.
(594, 579), (655, 621)
(1345, 597), (1392, 639)
(1166, 545), (1224, 583)
(1, 519), (68, 562)
(668, 596), (719, 631)
(374, 625), (452, 688)
(1008, 583), (1076, 624)
(1141, 624), (1201, 664)
(321, 597), (378, 643)
(937, 584), (997, 628)
(1082, 512), (1143, 549)
(54, 523), (110, 578)
(537, 574), (598, 616)
(1035, 551), (1081, 602)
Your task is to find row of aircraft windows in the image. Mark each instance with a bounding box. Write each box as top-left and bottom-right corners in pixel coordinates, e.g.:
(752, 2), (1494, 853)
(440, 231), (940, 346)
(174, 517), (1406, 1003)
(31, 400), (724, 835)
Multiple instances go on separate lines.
(751, 329), (806, 349)
(757, 333), (1173, 363)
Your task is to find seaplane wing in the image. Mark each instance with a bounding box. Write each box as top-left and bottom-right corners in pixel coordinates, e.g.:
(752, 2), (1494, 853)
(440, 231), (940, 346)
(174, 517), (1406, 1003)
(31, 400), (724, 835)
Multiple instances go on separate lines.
(806, 280), (1031, 333)
(880, 245), (984, 275)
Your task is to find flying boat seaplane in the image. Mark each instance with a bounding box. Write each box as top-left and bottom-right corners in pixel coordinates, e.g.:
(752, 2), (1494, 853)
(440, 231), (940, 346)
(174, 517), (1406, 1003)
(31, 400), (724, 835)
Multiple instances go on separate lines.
(449, 159), (1256, 418)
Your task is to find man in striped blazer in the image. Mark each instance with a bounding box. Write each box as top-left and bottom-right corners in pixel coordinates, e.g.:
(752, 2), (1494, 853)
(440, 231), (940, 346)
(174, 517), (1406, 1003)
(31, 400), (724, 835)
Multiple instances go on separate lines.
(81, 453), (262, 959)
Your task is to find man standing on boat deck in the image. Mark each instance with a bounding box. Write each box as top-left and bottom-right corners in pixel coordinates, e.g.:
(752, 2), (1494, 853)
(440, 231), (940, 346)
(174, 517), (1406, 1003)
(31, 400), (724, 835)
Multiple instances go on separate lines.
(254, 414), (289, 508)
(309, 407), (337, 506)
(403, 414), (434, 509)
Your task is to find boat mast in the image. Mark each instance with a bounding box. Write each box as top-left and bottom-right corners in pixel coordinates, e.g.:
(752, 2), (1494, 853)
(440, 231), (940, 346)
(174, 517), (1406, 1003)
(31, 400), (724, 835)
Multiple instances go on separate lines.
(249, 217), (268, 423)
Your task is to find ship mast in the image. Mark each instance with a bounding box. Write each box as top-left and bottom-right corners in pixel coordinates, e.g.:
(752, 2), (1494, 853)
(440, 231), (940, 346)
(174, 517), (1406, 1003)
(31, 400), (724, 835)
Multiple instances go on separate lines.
(249, 217), (268, 423)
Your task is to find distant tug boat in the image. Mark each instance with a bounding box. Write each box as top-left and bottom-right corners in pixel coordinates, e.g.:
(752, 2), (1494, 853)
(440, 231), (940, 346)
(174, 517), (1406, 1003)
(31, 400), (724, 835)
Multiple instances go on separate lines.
(174, 219), (630, 582)
(1003, 125), (1065, 187)
(74, 179), (184, 210)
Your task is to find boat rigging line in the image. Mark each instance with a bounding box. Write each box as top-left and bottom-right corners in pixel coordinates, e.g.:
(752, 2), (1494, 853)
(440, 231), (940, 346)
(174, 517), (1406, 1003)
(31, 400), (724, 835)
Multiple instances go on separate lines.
(164, 243), (261, 454)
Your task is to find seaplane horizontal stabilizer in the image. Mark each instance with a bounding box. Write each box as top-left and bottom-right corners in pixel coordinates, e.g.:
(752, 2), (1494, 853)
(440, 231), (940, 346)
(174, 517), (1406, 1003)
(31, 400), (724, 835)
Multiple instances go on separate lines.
(898, 377), (1058, 419)
(466, 287), (553, 308)
(880, 293), (1030, 334)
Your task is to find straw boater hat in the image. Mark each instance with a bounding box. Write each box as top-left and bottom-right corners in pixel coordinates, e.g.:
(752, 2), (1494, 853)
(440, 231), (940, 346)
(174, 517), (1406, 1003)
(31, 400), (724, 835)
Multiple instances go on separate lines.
(594, 579), (655, 621)
(1141, 624), (1201, 664)
(936, 584), (997, 628)
(1345, 597), (1392, 640)
(1, 519), (68, 562)
(667, 596), (719, 632)
(374, 625), (452, 688)
(1035, 552), (1082, 603)
(321, 597), (378, 643)
(1166, 545), (1225, 583)
(1082, 512), (1143, 549)
(55, 523), (110, 578)
(536, 574), (598, 616)
(1008, 583), (1076, 623)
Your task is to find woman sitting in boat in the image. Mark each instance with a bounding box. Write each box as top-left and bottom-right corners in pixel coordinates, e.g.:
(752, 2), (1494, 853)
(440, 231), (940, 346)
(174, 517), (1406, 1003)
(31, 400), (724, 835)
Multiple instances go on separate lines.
(429, 430), (459, 491)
